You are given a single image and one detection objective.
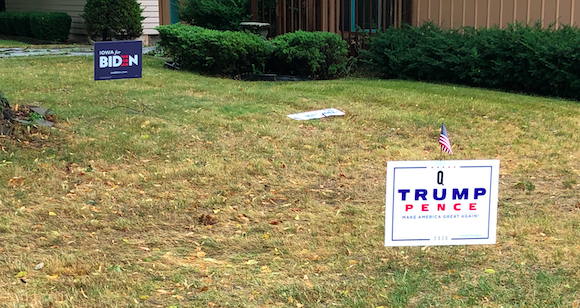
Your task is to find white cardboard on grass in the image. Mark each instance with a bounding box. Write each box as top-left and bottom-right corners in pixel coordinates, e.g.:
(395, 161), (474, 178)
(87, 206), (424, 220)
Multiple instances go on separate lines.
(385, 160), (499, 247)
(287, 108), (345, 120)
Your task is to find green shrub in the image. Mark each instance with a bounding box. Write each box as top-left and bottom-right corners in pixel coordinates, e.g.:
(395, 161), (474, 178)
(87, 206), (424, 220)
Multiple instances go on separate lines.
(270, 31), (349, 79)
(10, 12), (32, 37)
(30, 12), (72, 42)
(180, 0), (249, 31)
(156, 23), (272, 76)
(0, 12), (71, 41)
(83, 0), (144, 41)
(364, 22), (580, 100)
(0, 13), (27, 36)
(0, 13), (14, 35)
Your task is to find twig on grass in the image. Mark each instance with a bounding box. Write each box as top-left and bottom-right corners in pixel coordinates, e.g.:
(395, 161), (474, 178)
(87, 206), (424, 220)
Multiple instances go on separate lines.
(110, 98), (183, 121)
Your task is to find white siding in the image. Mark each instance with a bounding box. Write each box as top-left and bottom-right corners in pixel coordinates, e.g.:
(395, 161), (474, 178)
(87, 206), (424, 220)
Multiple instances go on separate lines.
(140, 0), (160, 35)
(4, 0), (160, 37)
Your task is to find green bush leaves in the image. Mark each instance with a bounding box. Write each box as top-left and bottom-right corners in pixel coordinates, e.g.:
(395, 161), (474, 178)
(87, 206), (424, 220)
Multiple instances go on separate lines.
(30, 13), (73, 42)
(82, 0), (144, 41)
(365, 22), (580, 100)
(157, 24), (272, 76)
(156, 24), (348, 79)
(270, 31), (349, 79)
(0, 12), (71, 42)
(180, 0), (249, 31)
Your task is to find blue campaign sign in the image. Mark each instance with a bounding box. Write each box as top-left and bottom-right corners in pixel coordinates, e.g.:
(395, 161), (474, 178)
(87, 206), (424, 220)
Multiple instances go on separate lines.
(94, 41), (142, 81)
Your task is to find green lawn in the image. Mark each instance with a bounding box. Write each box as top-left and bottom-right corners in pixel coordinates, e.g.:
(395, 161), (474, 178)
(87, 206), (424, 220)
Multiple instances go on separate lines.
(0, 56), (579, 307)
(0, 37), (91, 49)
(0, 39), (30, 48)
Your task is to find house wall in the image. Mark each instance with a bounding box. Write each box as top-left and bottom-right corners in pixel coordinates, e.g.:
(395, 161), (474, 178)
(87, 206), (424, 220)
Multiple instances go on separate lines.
(411, 0), (580, 29)
(140, 0), (161, 35)
(5, 0), (161, 41)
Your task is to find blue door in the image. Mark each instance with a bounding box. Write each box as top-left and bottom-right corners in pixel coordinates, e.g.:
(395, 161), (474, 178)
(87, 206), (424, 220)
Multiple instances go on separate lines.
(170, 0), (179, 24)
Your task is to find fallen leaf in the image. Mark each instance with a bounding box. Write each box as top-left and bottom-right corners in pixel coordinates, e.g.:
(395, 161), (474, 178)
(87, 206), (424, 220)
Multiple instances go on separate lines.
(15, 271), (27, 278)
(484, 269), (495, 274)
(8, 177), (24, 187)
(49, 212), (56, 216)
(198, 214), (216, 225)
(269, 219), (283, 225)
(246, 259), (258, 265)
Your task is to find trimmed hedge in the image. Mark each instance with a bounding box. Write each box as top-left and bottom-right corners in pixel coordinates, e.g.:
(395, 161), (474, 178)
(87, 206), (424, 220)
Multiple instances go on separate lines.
(270, 30), (349, 79)
(364, 22), (580, 100)
(0, 11), (71, 42)
(30, 12), (72, 41)
(12, 12), (33, 37)
(156, 24), (348, 79)
(156, 24), (272, 76)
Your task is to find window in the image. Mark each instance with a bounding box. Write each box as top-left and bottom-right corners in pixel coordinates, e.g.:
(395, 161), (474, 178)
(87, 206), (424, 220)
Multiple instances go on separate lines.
(343, 0), (386, 32)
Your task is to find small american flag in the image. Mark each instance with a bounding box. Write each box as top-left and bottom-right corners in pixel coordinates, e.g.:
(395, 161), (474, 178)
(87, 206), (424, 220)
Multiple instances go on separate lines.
(439, 123), (453, 154)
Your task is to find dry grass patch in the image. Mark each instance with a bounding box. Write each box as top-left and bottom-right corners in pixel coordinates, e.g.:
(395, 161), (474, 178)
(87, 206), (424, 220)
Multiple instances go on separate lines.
(0, 56), (579, 307)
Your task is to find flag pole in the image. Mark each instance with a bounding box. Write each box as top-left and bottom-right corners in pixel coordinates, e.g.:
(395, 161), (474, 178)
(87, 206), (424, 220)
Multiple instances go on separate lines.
(439, 123), (469, 275)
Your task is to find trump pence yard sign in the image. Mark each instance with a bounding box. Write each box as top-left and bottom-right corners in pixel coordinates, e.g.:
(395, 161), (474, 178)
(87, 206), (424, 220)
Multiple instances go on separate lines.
(385, 160), (500, 246)
(94, 41), (142, 81)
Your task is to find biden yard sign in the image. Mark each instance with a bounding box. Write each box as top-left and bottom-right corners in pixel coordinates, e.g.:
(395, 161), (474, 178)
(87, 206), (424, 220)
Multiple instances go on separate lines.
(385, 160), (499, 247)
(94, 41), (142, 81)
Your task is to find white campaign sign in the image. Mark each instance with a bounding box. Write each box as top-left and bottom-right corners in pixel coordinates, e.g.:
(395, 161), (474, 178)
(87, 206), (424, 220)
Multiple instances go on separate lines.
(385, 160), (499, 246)
(287, 108), (345, 120)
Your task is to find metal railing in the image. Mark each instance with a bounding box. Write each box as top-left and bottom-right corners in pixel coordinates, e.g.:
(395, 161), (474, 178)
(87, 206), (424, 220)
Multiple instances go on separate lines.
(250, 0), (412, 36)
